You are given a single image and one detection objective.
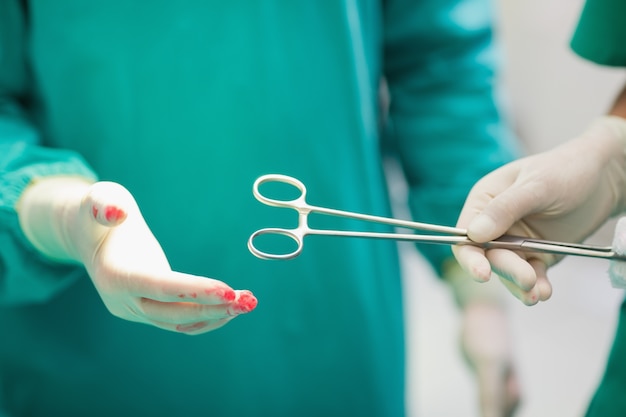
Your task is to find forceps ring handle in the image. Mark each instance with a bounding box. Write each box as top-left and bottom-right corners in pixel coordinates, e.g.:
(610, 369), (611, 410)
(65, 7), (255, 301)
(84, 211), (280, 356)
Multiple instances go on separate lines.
(252, 174), (309, 211)
(247, 228), (304, 260)
(249, 174), (310, 260)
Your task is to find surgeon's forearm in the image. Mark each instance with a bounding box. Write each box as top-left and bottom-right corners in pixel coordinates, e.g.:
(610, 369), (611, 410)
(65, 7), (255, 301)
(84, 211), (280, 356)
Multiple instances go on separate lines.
(609, 83), (626, 119)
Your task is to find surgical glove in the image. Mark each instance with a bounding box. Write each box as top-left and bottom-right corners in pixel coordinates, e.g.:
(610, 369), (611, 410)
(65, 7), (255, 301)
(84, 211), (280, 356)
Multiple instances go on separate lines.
(445, 261), (520, 417)
(17, 177), (257, 334)
(453, 115), (626, 305)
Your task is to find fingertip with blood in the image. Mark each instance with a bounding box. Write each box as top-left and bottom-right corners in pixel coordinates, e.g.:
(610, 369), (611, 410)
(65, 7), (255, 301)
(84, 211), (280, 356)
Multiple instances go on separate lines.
(453, 246), (492, 283)
(105, 205), (127, 223)
(85, 181), (134, 227)
(236, 290), (258, 312)
(498, 276), (540, 306)
(534, 277), (553, 302)
(91, 203), (127, 226)
(528, 259), (552, 302)
(518, 286), (541, 306)
(226, 290), (258, 316)
(510, 286), (539, 306)
(470, 259), (493, 283)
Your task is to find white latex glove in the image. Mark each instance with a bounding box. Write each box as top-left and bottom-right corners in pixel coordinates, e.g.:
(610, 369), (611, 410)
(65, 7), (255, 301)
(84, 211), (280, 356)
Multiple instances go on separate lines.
(453, 116), (626, 305)
(445, 261), (520, 417)
(17, 177), (257, 334)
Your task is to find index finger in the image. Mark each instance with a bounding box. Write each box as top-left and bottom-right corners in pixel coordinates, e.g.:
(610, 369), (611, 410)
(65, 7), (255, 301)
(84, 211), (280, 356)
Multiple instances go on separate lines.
(124, 270), (237, 304)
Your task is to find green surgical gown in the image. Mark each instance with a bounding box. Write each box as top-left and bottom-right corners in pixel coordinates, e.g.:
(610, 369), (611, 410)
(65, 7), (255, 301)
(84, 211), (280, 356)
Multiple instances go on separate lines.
(572, 2), (626, 416)
(0, 1), (517, 416)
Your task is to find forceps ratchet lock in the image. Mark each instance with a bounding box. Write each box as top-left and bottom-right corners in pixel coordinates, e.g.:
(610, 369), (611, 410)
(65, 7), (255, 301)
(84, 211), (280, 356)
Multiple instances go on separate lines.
(248, 174), (626, 262)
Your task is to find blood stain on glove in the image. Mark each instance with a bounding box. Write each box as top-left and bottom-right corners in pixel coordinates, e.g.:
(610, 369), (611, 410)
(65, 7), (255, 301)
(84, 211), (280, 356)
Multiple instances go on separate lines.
(176, 321), (208, 333)
(91, 205), (126, 225)
(205, 288), (236, 302)
(225, 291), (258, 316)
(104, 206), (126, 223)
(235, 291), (258, 313)
(178, 292), (197, 299)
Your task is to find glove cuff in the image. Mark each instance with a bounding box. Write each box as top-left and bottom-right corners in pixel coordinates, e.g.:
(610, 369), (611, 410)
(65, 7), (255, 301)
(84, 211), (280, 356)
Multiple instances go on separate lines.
(16, 176), (93, 263)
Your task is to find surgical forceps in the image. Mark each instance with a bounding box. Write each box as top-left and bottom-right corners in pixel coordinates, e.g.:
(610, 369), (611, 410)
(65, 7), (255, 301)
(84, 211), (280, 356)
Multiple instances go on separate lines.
(248, 174), (626, 261)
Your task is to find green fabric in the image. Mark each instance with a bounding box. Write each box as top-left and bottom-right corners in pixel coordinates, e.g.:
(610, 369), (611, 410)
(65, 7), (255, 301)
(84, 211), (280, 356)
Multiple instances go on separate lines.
(586, 299), (626, 417)
(570, 0), (626, 66)
(0, 1), (517, 416)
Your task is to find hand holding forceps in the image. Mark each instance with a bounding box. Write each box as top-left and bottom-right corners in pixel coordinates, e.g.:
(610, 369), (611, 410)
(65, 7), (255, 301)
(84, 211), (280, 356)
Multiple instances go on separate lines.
(248, 174), (626, 262)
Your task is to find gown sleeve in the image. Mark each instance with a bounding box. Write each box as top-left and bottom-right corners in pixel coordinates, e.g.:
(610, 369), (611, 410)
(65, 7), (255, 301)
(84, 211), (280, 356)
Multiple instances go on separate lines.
(382, 0), (519, 275)
(0, 0), (97, 306)
(570, 0), (626, 66)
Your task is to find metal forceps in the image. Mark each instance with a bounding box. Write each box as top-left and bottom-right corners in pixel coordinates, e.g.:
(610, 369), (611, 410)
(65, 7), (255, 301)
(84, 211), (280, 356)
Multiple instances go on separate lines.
(248, 174), (626, 261)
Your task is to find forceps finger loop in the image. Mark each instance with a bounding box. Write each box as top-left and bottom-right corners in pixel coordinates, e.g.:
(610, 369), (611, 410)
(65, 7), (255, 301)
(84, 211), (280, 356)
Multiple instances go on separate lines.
(253, 174), (310, 211)
(247, 227), (305, 260)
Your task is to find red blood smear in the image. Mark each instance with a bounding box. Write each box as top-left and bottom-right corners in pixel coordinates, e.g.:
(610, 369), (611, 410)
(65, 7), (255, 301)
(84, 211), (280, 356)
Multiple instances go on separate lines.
(104, 206), (125, 222)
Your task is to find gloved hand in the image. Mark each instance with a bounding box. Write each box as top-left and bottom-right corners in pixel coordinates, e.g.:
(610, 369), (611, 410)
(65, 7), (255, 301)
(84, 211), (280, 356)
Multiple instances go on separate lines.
(17, 177), (257, 334)
(445, 260), (520, 417)
(453, 115), (626, 305)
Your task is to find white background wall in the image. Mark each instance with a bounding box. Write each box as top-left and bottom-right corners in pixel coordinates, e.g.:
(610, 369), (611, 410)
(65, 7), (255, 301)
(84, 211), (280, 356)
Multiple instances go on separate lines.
(402, 1), (626, 416)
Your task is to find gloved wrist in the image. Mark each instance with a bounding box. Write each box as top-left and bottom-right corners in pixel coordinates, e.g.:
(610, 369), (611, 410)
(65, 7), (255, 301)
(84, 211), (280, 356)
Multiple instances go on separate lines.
(16, 176), (94, 263)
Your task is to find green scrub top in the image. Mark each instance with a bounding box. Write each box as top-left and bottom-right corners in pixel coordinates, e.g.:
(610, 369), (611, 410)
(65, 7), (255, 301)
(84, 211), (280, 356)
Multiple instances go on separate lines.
(571, 0), (626, 66)
(0, 1), (517, 416)
(571, 1), (626, 416)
